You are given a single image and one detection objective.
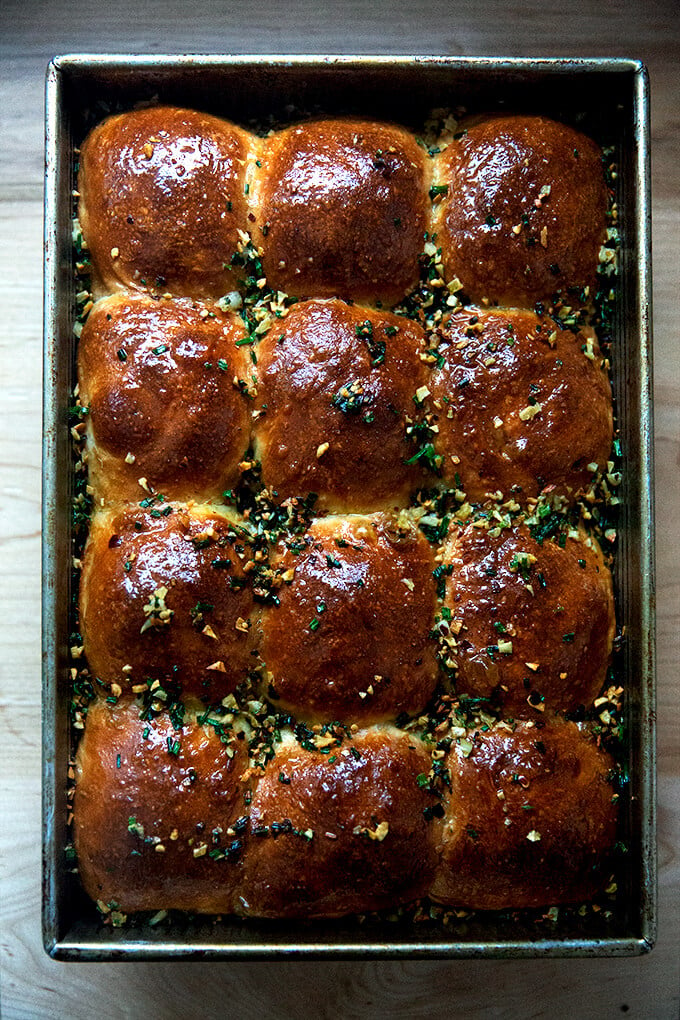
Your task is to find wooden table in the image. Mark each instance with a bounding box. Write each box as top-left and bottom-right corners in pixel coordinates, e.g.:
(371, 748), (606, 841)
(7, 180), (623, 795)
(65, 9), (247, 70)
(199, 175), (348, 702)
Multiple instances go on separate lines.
(1, 2), (677, 1016)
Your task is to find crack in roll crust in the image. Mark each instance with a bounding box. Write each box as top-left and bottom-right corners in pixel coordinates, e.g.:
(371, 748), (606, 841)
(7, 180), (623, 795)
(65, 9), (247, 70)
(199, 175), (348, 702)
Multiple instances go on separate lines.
(78, 293), (251, 503)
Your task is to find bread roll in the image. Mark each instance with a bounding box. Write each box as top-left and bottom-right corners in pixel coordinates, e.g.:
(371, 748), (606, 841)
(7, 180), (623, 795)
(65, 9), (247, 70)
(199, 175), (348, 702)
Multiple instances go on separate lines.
(432, 115), (607, 308)
(253, 118), (428, 304)
(79, 505), (257, 701)
(260, 513), (438, 724)
(428, 306), (612, 500)
(237, 728), (437, 918)
(442, 523), (615, 716)
(73, 698), (251, 914)
(78, 106), (255, 298)
(430, 720), (618, 910)
(78, 293), (251, 504)
(253, 298), (433, 512)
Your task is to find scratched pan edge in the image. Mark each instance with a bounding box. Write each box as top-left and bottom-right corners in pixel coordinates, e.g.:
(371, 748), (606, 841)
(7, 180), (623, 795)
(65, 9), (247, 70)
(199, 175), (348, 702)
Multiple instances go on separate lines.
(41, 55), (656, 961)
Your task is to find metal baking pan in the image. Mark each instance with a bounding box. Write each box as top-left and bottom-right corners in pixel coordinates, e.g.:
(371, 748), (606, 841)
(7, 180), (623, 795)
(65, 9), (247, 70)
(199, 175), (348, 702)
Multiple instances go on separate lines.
(42, 54), (655, 960)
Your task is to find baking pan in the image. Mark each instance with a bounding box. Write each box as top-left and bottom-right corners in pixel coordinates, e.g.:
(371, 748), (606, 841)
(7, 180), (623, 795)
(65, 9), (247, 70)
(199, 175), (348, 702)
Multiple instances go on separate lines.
(42, 55), (655, 960)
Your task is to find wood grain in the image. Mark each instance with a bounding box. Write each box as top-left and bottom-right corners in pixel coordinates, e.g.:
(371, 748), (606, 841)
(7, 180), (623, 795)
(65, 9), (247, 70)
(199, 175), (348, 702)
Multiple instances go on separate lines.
(0, 1), (678, 1017)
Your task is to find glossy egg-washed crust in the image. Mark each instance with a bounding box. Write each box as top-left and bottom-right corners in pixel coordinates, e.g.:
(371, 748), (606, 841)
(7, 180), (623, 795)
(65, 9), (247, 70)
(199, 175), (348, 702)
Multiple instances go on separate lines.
(429, 307), (612, 500)
(432, 114), (608, 308)
(253, 299), (433, 512)
(78, 106), (254, 299)
(74, 704), (616, 916)
(442, 523), (615, 717)
(238, 729), (437, 918)
(74, 699), (253, 914)
(78, 294), (252, 504)
(261, 514), (438, 724)
(431, 720), (618, 910)
(73, 107), (620, 921)
(79, 506), (257, 703)
(253, 118), (429, 305)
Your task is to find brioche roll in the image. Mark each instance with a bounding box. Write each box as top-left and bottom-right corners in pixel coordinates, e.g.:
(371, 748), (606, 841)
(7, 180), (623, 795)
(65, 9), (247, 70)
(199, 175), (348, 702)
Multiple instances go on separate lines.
(432, 115), (607, 308)
(237, 728), (437, 918)
(78, 106), (255, 298)
(261, 513), (438, 724)
(79, 506), (257, 700)
(78, 294), (251, 504)
(431, 720), (618, 910)
(253, 299), (432, 512)
(428, 307), (612, 500)
(73, 698), (252, 914)
(442, 523), (615, 717)
(254, 118), (428, 304)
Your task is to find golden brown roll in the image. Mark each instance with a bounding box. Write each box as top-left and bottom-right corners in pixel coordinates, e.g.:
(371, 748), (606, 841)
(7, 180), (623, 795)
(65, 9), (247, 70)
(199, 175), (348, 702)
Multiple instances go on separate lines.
(73, 698), (251, 914)
(254, 119), (428, 304)
(430, 720), (618, 910)
(432, 115), (608, 308)
(261, 513), (438, 724)
(442, 523), (615, 717)
(79, 506), (257, 701)
(78, 106), (255, 298)
(428, 307), (613, 500)
(237, 728), (437, 918)
(253, 299), (433, 512)
(77, 294), (252, 504)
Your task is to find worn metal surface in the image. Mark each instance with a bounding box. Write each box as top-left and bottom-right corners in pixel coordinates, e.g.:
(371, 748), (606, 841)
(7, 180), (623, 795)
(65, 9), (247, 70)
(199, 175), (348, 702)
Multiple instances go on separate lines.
(42, 55), (655, 960)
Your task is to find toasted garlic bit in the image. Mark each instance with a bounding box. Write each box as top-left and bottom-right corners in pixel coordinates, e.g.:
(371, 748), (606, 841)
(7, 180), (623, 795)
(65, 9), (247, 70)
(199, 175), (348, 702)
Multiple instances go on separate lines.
(316, 442), (330, 459)
(207, 660), (227, 673)
(140, 586), (174, 634)
(354, 821), (390, 842)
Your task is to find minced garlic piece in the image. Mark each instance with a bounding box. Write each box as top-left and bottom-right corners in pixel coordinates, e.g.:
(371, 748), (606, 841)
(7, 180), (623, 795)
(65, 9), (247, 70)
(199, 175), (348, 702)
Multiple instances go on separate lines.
(206, 660), (227, 673)
(140, 587), (173, 634)
(518, 402), (543, 421)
